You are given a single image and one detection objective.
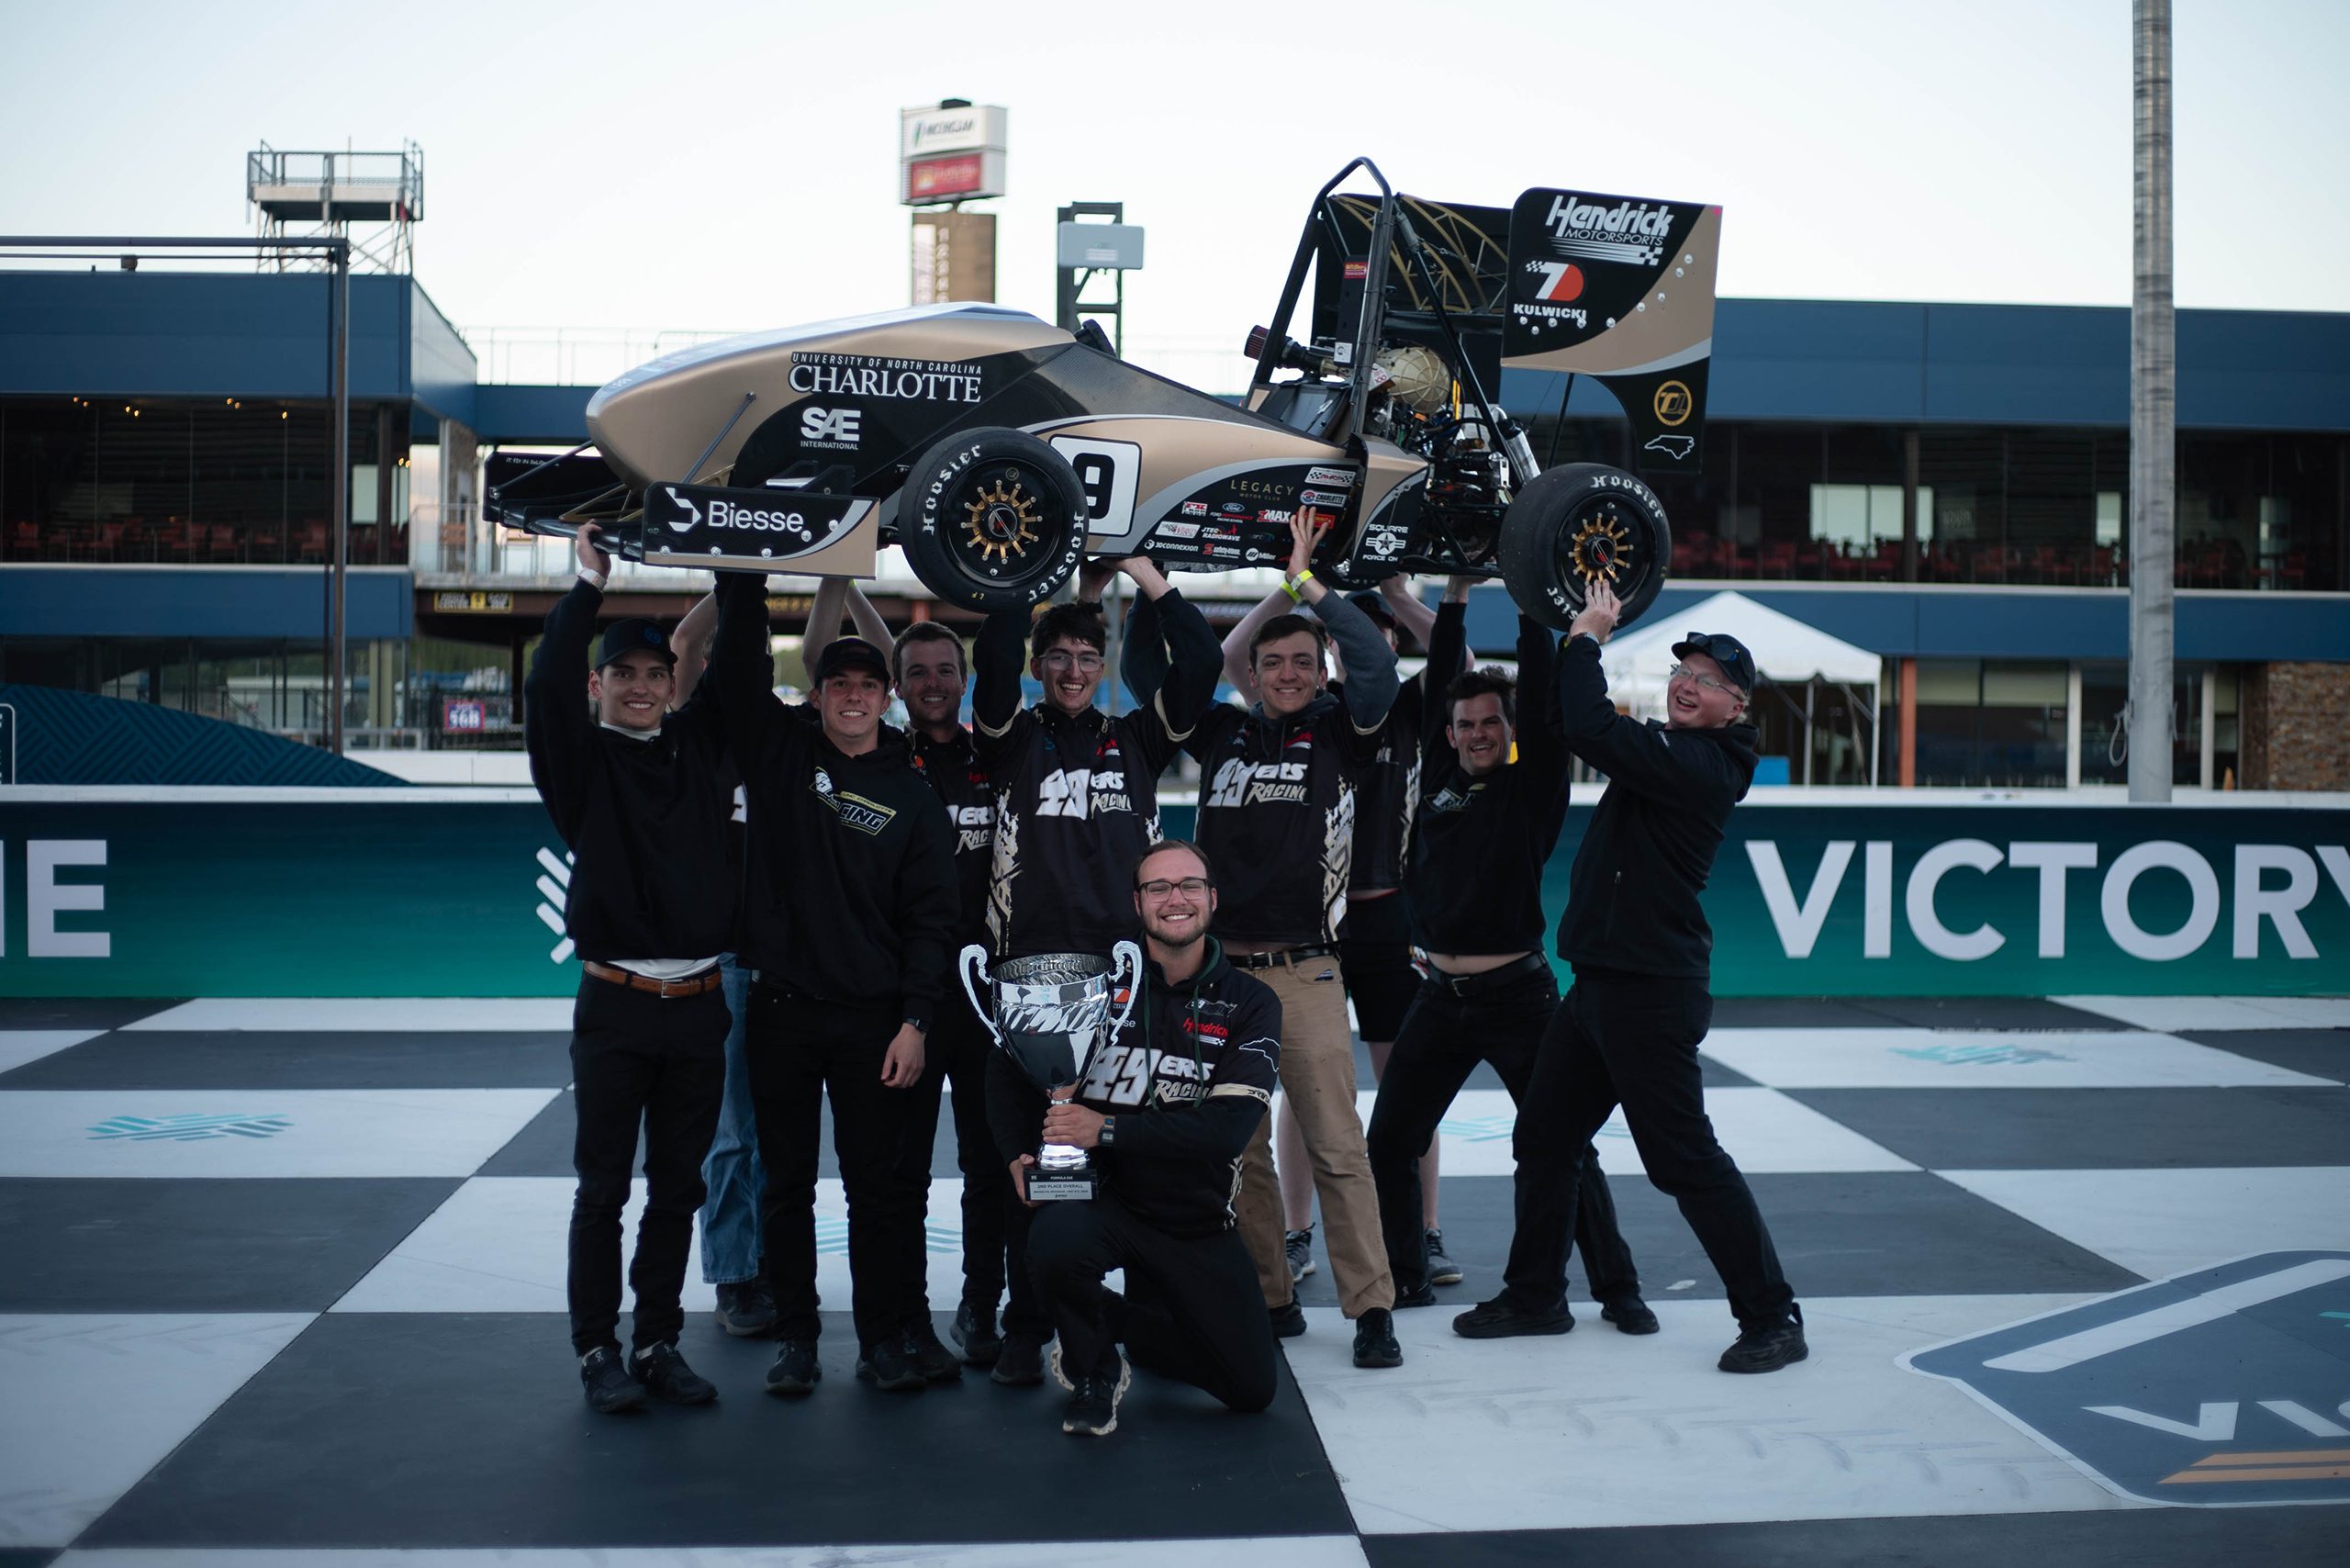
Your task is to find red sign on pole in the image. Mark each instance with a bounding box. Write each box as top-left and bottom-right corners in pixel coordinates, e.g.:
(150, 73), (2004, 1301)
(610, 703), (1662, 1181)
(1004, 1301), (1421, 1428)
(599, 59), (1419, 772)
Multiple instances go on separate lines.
(442, 698), (487, 734)
(907, 153), (986, 202)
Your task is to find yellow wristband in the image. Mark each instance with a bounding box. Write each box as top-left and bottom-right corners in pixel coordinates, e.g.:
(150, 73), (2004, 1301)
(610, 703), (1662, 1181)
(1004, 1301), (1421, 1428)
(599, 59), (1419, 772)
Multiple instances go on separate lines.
(1282, 568), (1315, 602)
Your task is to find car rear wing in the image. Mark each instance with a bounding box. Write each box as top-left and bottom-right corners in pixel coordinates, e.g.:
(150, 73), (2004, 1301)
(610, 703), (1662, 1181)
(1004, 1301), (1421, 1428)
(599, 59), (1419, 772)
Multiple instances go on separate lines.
(1298, 175), (1723, 477)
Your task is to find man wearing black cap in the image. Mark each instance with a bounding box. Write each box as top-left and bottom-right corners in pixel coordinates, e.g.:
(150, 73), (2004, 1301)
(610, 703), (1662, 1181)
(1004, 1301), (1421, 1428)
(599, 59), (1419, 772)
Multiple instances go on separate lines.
(1480, 578), (1807, 1373)
(706, 571), (960, 1397)
(524, 523), (734, 1413)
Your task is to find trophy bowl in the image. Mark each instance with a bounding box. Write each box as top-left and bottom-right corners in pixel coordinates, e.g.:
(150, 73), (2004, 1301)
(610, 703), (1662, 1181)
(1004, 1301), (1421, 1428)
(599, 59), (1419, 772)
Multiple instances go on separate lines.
(959, 942), (1142, 1202)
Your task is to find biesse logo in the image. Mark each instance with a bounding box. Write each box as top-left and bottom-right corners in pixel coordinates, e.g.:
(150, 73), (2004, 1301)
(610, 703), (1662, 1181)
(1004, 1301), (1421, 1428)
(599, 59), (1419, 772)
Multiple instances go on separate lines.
(1905, 1251), (2350, 1506)
(812, 768), (897, 836)
(1744, 837), (2350, 964)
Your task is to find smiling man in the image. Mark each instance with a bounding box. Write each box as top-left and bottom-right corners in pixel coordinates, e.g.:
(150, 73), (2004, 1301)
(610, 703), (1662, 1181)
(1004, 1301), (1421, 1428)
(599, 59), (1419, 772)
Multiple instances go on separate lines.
(992, 838), (1283, 1438)
(524, 523), (735, 1415)
(1363, 577), (1646, 1333)
(706, 571), (959, 1399)
(1135, 513), (1404, 1367)
(1489, 578), (1807, 1374)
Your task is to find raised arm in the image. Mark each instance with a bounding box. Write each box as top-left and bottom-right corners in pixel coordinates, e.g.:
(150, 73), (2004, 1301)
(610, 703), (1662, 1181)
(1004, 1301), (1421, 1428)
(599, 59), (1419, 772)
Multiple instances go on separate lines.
(971, 609), (1030, 748)
(669, 586), (718, 705)
(1511, 611), (1568, 787)
(1418, 578), (1472, 771)
(843, 581), (892, 648)
(1220, 587), (1292, 694)
(522, 526), (610, 844)
(798, 577), (853, 678)
(1379, 576), (1442, 660)
(1554, 582), (1736, 806)
(1309, 588), (1399, 731)
(1122, 558), (1221, 760)
(707, 570), (787, 758)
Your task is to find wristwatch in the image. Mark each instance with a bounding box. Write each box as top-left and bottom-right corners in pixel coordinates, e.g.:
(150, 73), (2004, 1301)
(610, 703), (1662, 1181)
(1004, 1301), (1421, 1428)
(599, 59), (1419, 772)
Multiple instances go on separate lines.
(902, 1015), (928, 1036)
(1098, 1115), (1116, 1147)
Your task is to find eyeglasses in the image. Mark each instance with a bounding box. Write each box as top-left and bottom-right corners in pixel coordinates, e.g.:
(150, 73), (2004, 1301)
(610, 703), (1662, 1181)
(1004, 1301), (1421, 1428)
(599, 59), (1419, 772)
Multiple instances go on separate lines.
(1040, 651), (1105, 672)
(1137, 877), (1212, 899)
(1667, 662), (1740, 695)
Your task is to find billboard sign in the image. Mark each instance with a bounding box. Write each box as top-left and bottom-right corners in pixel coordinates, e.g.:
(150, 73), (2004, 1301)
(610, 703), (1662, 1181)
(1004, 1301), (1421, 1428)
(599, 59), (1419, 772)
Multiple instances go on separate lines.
(900, 103), (1007, 205)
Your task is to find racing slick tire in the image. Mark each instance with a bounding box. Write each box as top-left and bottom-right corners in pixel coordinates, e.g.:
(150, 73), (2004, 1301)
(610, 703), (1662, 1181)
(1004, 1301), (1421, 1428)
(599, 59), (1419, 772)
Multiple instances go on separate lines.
(1495, 463), (1671, 632)
(902, 428), (1089, 614)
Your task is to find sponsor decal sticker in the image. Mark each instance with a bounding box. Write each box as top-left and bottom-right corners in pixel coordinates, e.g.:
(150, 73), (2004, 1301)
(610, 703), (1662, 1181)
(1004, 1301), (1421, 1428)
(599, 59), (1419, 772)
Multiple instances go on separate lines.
(799, 406), (863, 449)
(1304, 466), (1356, 487)
(1653, 381), (1694, 427)
(1156, 521), (1202, 539)
(1301, 488), (1348, 508)
(788, 352), (982, 403)
(1181, 500), (1210, 517)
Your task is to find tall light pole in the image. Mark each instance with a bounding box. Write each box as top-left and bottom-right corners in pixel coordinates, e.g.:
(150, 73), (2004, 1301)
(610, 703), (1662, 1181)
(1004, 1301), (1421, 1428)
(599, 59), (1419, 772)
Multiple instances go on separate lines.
(2129, 0), (2175, 801)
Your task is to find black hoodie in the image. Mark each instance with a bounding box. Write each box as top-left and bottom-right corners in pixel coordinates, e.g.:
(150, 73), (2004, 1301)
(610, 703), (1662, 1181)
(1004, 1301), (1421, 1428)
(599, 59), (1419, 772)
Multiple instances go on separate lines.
(708, 574), (958, 1012)
(523, 578), (736, 963)
(1553, 633), (1760, 980)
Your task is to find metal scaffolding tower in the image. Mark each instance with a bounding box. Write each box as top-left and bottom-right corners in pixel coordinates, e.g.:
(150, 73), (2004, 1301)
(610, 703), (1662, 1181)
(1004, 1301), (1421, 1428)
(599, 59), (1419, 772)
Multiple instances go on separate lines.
(248, 141), (423, 274)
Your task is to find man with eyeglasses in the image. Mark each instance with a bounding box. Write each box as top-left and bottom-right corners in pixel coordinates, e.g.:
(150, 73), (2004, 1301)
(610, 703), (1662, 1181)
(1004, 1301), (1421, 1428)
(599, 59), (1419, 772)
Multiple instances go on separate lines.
(971, 555), (1221, 1381)
(1485, 579), (1807, 1374)
(1125, 512), (1404, 1370)
(973, 556), (1221, 963)
(1366, 576), (1650, 1335)
(995, 838), (1283, 1438)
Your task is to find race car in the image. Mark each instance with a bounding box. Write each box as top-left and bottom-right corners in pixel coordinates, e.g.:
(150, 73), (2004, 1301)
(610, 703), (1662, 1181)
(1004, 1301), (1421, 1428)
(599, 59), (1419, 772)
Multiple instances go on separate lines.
(487, 157), (1721, 629)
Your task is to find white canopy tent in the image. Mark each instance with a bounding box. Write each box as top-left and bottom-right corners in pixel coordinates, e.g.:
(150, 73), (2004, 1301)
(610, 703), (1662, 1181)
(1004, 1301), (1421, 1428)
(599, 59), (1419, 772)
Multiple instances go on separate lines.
(1598, 591), (1886, 785)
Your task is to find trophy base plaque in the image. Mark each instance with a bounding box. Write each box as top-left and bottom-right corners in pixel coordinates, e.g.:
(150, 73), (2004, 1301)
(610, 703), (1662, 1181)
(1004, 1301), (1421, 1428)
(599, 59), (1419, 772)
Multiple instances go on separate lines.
(1026, 1170), (1099, 1203)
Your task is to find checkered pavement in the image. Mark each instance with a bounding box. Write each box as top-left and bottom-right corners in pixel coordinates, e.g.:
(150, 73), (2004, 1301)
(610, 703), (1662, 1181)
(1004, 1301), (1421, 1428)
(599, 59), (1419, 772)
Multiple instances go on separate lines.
(2, 992), (2344, 1566)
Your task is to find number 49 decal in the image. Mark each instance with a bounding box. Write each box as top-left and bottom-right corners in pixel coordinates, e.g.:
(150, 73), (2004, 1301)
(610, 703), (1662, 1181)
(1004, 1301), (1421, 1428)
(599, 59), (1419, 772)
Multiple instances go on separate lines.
(1048, 435), (1142, 545)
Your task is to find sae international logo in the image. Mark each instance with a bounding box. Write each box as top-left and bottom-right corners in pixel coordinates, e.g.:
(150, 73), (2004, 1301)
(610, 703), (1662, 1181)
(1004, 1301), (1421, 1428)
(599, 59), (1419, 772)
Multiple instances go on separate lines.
(1904, 1250), (2350, 1506)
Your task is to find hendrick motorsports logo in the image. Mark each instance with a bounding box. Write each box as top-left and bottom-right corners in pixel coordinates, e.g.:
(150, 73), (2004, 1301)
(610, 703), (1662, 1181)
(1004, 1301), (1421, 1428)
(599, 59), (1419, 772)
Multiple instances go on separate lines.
(1539, 193), (1676, 265)
(1904, 1250), (2350, 1506)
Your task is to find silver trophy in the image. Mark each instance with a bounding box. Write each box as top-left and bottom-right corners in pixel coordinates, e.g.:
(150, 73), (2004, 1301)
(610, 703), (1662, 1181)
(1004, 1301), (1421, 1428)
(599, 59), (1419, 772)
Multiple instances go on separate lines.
(958, 941), (1143, 1202)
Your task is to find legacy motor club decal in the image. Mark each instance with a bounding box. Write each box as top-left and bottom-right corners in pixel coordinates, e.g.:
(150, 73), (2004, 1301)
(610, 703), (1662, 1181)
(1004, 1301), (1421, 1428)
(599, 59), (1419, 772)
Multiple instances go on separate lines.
(643, 480), (873, 565)
(1502, 186), (1722, 476)
(786, 351), (984, 404)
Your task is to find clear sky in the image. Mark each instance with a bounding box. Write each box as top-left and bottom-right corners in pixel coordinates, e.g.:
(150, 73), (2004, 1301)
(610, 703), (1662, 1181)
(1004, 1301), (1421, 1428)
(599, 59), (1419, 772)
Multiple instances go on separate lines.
(4, 0), (2344, 390)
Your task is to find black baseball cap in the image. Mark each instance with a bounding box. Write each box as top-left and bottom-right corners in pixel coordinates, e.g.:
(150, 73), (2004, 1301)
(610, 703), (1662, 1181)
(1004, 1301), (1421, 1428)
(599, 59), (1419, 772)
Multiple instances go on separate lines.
(1671, 632), (1757, 692)
(593, 618), (675, 671)
(812, 636), (890, 685)
(1347, 589), (1399, 631)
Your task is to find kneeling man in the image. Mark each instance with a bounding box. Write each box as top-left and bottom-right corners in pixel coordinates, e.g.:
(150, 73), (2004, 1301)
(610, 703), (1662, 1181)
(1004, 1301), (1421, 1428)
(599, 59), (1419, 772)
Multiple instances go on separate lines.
(992, 839), (1284, 1438)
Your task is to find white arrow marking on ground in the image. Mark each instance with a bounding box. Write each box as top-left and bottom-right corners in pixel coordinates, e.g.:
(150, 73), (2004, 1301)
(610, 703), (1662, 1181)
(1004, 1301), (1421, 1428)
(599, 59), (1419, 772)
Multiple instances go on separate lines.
(1984, 1258), (2350, 1372)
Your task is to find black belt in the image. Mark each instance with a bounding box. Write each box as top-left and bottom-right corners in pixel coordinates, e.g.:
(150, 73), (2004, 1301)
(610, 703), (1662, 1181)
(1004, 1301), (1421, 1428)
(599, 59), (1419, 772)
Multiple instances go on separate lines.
(1427, 952), (1550, 997)
(1228, 943), (1337, 971)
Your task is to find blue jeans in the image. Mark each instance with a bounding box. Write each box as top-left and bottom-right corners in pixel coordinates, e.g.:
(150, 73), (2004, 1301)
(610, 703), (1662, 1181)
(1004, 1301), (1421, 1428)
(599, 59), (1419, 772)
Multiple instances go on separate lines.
(696, 955), (764, 1284)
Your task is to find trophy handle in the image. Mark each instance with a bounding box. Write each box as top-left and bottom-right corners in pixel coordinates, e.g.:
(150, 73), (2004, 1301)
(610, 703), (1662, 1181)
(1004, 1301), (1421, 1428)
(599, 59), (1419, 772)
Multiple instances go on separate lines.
(957, 944), (1003, 1048)
(1108, 939), (1144, 1041)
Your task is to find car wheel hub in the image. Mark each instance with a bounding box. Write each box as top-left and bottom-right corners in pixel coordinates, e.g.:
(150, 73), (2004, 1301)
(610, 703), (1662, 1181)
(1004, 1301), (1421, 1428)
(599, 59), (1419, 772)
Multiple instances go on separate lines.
(1566, 506), (1633, 586)
(964, 471), (1041, 564)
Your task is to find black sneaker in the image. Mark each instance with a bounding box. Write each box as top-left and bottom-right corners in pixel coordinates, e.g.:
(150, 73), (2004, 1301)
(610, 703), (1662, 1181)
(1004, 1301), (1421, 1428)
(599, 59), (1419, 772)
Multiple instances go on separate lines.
(579, 1345), (646, 1413)
(1601, 1294), (1662, 1336)
(1453, 1295), (1574, 1338)
(1351, 1306), (1403, 1368)
(856, 1334), (927, 1392)
(908, 1321), (965, 1383)
(1284, 1226), (1317, 1283)
(714, 1280), (778, 1338)
(1718, 1310), (1807, 1373)
(951, 1301), (1003, 1366)
(1061, 1355), (1132, 1437)
(1393, 1280), (1438, 1309)
(632, 1340), (717, 1405)
(991, 1332), (1046, 1386)
(1268, 1299), (1307, 1338)
(1425, 1228), (1463, 1286)
(764, 1338), (821, 1396)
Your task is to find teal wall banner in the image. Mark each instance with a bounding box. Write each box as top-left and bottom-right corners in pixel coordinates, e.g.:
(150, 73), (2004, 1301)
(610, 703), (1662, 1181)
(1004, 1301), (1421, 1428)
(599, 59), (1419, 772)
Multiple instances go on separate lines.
(2, 790), (2345, 998)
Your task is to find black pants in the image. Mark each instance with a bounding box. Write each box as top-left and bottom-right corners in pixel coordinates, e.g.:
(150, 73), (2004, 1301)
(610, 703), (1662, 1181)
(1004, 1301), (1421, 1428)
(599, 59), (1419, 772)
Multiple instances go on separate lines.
(747, 979), (923, 1350)
(895, 994), (1049, 1337)
(1365, 968), (1639, 1302)
(1505, 967), (1796, 1327)
(1028, 1193), (1278, 1413)
(565, 974), (728, 1356)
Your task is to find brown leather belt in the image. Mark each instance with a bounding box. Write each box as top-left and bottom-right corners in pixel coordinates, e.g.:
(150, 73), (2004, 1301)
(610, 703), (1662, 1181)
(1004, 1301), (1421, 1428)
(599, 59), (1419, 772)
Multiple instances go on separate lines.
(1228, 943), (1337, 971)
(583, 960), (724, 999)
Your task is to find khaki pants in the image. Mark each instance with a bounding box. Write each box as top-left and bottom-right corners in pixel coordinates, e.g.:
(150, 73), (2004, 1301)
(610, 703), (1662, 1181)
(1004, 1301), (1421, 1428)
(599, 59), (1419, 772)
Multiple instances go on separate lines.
(1234, 954), (1396, 1318)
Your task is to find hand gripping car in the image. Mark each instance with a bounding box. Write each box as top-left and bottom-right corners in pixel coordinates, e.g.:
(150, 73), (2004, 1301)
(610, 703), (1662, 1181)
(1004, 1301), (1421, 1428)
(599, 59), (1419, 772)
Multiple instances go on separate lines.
(487, 158), (1721, 631)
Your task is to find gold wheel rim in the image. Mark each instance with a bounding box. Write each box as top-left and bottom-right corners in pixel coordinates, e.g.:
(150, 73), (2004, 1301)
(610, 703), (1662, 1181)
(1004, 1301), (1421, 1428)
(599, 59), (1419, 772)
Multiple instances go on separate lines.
(1567, 506), (1635, 586)
(962, 471), (1043, 565)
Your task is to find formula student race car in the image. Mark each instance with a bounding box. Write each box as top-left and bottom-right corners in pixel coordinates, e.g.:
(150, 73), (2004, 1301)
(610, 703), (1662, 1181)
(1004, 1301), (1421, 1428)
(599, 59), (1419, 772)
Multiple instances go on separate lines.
(486, 157), (1721, 630)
